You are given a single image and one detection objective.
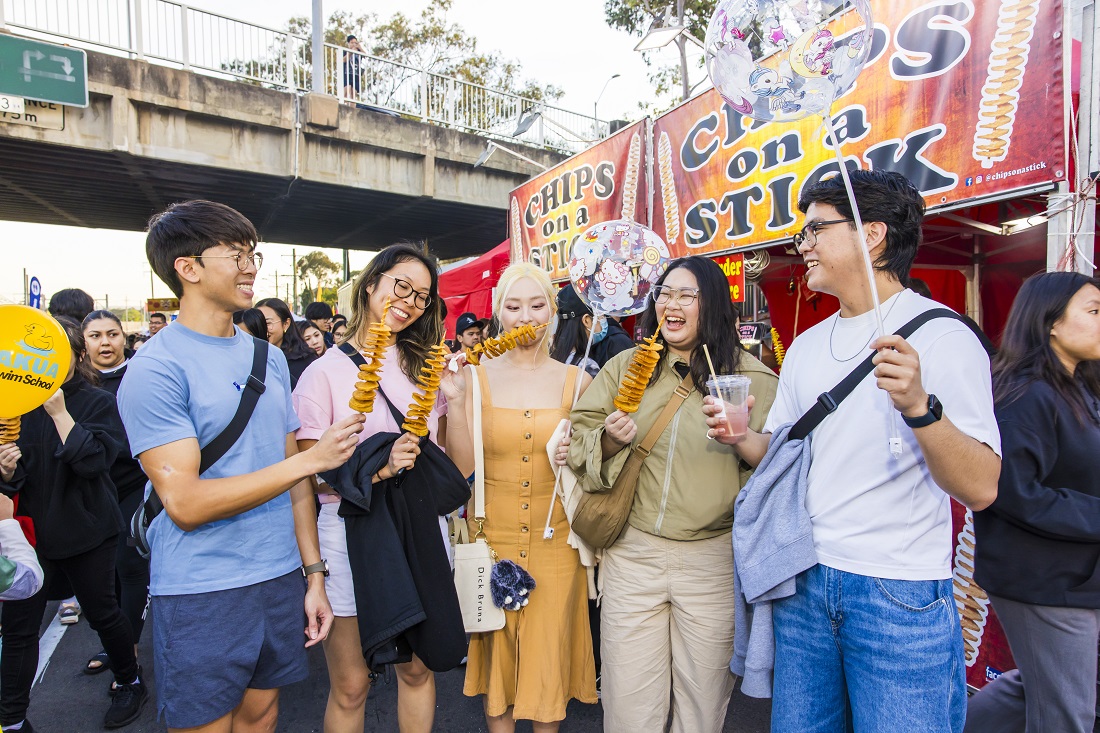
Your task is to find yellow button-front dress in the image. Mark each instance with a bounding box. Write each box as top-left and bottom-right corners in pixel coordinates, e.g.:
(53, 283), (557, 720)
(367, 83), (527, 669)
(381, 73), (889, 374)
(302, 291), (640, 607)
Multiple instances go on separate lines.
(463, 364), (597, 722)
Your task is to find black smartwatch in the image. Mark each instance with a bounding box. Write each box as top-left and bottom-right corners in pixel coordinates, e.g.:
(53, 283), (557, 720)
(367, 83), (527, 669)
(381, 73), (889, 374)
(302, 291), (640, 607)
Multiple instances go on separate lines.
(902, 394), (943, 429)
(301, 559), (330, 578)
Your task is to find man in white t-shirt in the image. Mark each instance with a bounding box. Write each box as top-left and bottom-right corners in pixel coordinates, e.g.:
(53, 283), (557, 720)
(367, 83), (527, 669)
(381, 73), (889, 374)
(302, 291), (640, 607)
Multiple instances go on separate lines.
(708, 171), (1001, 732)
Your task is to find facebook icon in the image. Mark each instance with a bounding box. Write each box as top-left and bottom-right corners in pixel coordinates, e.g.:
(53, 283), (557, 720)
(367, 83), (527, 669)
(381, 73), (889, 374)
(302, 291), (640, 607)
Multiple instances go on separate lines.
(965, 177), (974, 186)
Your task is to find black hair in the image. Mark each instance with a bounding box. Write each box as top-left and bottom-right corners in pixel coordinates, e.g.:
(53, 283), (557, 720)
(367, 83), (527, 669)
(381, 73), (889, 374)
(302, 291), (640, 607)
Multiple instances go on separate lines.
(992, 271), (1100, 427)
(149, 312), (167, 323)
(297, 321), (326, 354)
(48, 288), (95, 322)
(145, 200), (258, 298)
(638, 256), (744, 396)
(907, 277), (932, 298)
(56, 315), (100, 386)
(344, 242), (444, 384)
(255, 297), (313, 361)
(797, 170), (925, 283)
(232, 308), (269, 340)
(332, 314), (348, 327)
(81, 309), (122, 331)
(304, 301), (333, 321)
(550, 312), (593, 366)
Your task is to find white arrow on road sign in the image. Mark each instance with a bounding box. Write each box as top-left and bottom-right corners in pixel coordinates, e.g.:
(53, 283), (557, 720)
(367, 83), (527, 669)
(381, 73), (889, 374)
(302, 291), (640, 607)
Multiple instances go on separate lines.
(20, 49), (76, 83)
(49, 55), (74, 76)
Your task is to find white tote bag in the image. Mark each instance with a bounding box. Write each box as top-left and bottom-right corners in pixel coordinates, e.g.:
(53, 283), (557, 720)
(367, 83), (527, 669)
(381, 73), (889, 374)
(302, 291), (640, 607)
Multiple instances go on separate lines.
(452, 366), (506, 633)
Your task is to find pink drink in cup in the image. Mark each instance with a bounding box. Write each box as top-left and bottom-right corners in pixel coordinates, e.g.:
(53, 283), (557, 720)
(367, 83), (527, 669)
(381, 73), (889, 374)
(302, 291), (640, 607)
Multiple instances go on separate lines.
(706, 375), (751, 438)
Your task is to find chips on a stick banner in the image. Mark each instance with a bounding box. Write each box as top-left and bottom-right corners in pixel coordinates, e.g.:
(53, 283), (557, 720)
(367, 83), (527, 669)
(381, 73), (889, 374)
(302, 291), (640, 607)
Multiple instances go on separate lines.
(651, 0), (1065, 258)
(0, 305), (73, 419)
(510, 119), (649, 281)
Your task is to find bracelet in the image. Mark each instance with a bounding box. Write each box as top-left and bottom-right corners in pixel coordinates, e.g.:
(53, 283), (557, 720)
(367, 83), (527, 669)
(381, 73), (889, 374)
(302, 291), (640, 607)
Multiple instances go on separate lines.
(448, 421), (468, 429)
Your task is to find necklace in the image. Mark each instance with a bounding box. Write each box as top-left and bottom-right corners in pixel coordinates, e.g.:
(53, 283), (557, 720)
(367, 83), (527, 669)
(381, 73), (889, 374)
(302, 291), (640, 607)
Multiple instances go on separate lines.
(828, 297), (900, 362)
(502, 351), (548, 372)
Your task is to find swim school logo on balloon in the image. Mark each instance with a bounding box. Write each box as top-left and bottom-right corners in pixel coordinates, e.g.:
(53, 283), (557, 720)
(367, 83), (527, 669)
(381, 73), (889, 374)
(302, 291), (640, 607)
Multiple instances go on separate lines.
(0, 323), (62, 390)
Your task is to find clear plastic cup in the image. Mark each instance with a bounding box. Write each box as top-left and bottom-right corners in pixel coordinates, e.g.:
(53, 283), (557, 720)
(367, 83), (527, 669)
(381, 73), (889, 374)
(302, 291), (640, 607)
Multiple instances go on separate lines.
(706, 375), (751, 438)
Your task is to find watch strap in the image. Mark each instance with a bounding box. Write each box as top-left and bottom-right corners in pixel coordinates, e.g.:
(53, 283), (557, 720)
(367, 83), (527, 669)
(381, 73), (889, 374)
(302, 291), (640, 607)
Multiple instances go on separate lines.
(903, 395), (941, 429)
(302, 560), (329, 577)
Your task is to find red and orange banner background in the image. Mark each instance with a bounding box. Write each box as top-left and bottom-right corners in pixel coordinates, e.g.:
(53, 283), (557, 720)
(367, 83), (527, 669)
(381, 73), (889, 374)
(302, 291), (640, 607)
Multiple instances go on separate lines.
(512, 0), (1065, 275)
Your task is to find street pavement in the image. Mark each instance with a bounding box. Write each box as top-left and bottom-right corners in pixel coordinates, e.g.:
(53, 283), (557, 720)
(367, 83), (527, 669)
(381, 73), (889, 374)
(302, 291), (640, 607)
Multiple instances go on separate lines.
(24, 601), (772, 732)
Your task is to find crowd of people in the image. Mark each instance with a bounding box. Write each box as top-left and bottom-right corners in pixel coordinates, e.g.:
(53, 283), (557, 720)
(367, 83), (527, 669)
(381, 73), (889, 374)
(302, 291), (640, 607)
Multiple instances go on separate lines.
(0, 170), (1096, 733)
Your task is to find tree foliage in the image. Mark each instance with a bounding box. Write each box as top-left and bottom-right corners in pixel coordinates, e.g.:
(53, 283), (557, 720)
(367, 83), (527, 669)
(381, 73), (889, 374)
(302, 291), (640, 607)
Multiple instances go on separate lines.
(269, 0), (562, 130)
(296, 251), (340, 299)
(604, 0), (717, 114)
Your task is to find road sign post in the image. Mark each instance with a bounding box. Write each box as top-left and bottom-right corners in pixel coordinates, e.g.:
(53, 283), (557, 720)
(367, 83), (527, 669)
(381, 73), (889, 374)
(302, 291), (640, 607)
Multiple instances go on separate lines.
(0, 36), (88, 107)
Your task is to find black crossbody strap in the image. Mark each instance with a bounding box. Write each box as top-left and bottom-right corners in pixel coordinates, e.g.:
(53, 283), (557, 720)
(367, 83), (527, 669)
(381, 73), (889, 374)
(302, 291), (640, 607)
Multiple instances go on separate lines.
(338, 343), (408, 429)
(144, 336), (269, 520)
(788, 309), (976, 441)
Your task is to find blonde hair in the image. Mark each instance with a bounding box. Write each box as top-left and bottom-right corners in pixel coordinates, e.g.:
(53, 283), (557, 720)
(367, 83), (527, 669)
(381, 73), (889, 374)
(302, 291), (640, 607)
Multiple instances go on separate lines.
(493, 262), (557, 316)
(492, 262), (556, 353)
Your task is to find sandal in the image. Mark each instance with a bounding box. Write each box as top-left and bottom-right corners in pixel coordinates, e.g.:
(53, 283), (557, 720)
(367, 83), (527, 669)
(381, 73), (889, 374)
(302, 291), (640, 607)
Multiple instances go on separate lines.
(58, 601), (81, 625)
(85, 649), (110, 676)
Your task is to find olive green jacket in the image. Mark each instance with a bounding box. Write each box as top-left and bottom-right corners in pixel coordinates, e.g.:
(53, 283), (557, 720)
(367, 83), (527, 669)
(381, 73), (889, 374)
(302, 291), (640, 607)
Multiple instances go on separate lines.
(567, 348), (778, 541)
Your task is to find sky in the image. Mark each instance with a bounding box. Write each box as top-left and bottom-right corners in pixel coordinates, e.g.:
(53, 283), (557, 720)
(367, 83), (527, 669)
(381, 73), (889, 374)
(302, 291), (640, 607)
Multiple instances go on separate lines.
(0, 0), (708, 309)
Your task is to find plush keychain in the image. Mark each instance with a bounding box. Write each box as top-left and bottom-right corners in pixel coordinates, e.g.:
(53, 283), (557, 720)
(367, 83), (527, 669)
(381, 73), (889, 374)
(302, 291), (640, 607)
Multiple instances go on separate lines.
(490, 560), (536, 611)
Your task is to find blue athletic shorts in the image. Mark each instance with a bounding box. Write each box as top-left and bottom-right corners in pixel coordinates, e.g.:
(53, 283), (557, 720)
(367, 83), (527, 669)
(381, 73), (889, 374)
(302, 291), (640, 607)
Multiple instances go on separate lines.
(151, 570), (308, 728)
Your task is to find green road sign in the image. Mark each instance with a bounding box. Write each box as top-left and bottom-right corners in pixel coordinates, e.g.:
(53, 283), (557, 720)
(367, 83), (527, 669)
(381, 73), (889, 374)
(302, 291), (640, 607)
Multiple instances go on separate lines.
(0, 35), (88, 108)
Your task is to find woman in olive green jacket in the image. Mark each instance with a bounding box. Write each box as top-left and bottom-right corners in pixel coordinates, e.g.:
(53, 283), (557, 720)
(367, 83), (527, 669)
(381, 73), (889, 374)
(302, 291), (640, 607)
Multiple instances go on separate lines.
(567, 256), (777, 733)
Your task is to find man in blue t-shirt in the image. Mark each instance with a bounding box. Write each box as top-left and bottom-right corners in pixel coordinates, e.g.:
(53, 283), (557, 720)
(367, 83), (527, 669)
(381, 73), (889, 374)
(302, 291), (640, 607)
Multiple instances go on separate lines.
(118, 200), (364, 731)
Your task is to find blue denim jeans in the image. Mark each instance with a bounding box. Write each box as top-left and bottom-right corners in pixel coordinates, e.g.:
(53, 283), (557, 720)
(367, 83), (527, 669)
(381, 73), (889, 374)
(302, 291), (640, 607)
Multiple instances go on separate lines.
(771, 564), (965, 733)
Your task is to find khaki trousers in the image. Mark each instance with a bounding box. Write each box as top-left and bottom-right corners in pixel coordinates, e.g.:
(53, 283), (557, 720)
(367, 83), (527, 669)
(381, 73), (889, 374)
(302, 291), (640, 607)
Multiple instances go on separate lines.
(600, 525), (736, 733)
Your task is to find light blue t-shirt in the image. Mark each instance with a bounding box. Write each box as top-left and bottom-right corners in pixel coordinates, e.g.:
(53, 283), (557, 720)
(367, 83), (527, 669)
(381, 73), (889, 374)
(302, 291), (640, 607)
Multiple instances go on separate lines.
(118, 322), (301, 596)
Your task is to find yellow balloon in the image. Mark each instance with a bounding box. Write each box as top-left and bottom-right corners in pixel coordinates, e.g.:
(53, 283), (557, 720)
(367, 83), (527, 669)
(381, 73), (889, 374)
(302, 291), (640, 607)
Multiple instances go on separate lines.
(0, 305), (73, 418)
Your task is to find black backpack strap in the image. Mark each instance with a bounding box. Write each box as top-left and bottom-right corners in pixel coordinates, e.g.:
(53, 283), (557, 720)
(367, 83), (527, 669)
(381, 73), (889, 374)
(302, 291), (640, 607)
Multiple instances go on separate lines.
(338, 343), (409, 429)
(142, 336), (270, 523)
(788, 309), (977, 441)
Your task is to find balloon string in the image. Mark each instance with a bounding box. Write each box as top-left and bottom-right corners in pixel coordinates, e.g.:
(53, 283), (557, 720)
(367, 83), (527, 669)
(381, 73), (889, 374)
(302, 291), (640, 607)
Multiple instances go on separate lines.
(822, 108), (902, 458)
(572, 312), (600, 409)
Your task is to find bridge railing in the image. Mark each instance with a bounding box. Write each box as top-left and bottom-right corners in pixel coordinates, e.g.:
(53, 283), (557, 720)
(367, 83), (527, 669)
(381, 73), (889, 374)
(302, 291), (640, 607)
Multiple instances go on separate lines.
(324, 44), (607, 151)
(0, 0), (606, 152)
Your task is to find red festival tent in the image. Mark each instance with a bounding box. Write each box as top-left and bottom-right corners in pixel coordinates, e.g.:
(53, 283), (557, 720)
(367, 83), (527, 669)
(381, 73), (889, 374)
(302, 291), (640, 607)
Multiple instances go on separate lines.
(439, 240), (511, 338)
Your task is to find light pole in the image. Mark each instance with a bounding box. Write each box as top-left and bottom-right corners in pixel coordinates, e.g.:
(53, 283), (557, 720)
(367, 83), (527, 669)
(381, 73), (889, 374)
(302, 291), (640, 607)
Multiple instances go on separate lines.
(594, 74), (620, 136)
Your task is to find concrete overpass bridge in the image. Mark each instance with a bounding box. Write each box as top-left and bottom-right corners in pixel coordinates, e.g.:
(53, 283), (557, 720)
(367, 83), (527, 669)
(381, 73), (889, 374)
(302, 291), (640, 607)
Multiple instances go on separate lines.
(0, 3), (593, 257)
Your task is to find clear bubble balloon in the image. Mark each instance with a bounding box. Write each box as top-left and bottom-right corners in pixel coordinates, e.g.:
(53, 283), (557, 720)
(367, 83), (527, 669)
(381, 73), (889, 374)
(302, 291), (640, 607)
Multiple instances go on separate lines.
(705, 0), (873, 123)
(568, 220), (671, 318)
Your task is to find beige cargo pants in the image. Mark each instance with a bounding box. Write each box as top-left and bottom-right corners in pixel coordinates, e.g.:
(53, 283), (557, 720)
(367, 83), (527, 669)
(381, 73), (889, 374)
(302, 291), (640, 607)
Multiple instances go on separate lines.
(599, 525), (737, 733)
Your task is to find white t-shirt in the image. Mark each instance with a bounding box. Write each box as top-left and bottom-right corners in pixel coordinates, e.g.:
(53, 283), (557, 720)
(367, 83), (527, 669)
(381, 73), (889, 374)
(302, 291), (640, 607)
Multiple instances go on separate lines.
(764, 289), (1001, 581)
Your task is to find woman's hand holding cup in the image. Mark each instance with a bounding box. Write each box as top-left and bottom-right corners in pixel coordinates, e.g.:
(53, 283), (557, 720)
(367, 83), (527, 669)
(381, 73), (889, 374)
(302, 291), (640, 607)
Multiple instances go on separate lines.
(703, 374), (753, 445)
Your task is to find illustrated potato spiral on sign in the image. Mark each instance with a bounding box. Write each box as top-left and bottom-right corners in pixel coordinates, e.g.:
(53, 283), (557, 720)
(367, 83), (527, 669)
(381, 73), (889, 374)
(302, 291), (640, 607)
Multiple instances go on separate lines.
(705, 0), (874, 123)
(402, 340), (449, 437)
(613, 318), (665, 413)
(464, 323), (548, 366)
(568, 219), (670, 318)
(349, 300), (392, 414)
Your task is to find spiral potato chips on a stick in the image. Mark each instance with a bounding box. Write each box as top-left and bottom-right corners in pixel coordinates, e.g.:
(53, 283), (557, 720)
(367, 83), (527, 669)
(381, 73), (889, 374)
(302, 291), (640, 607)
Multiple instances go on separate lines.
(0, 416), (20, 444)
(464, 323), (548, 366)
(402, 340), (449, 437)
(349, 301), (392, 414)
(613, 319), (665, 413)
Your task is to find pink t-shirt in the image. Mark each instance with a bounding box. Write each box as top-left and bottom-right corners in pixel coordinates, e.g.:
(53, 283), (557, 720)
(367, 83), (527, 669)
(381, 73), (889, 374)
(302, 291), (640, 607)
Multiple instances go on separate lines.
(292, 344), (448, 448)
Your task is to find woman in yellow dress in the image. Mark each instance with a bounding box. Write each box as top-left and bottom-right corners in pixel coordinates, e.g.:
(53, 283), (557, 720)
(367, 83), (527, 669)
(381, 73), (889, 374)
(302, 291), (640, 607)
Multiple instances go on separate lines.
(456, 262), (598, 732)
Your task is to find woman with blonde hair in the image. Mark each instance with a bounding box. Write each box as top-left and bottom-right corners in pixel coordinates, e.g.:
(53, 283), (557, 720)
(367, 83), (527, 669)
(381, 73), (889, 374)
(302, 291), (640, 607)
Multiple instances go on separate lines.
(292, 242), (473, 733)
(455, 262), (597, 732)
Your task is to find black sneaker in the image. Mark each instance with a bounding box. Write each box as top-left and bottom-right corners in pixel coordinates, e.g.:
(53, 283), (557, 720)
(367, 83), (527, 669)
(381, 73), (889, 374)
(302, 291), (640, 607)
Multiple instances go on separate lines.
(103, 675), (148, 728)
